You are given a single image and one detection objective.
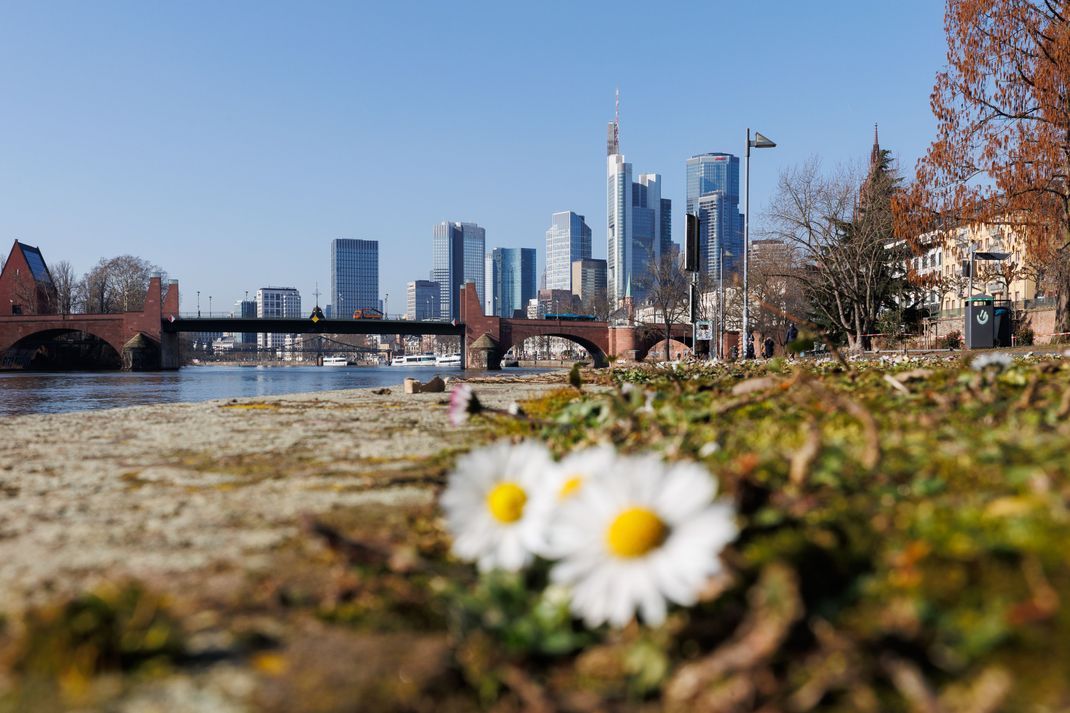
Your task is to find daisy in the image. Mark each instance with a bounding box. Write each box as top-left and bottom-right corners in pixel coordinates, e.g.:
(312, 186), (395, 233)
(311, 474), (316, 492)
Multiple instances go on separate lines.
(448, 383), (483, 426)
(547, 456), (737, 628)
(527, 446), (617, 558)
(440, 440), (555, 572)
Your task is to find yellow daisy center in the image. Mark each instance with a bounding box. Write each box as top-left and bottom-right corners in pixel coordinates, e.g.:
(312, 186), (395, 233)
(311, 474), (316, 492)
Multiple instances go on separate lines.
(606, 507), (667, 558)
(486, 482), (527, 524)
(558, 475), (584, 499)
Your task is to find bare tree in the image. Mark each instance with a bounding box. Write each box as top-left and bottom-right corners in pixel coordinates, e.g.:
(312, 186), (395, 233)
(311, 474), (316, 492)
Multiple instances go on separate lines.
(639, 255), (691, 362)
(765, 157), (907, 352)
(50, 260), (77, 315)
(78, 255), (165, 313)
(749, 242), (809, 346)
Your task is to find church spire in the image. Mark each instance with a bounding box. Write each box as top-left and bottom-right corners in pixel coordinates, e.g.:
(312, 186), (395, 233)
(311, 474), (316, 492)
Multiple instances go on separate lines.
(870, 123), (881, 167)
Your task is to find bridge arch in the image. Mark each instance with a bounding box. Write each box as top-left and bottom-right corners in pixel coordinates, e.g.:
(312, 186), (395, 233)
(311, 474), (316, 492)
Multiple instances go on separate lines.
(0, 327), (125, 369)
(634, 329), (693, 363)
(501, 331), (610, 368)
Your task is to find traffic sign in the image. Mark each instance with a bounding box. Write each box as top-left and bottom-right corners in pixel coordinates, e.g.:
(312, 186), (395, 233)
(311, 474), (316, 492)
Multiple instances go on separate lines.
(695, 320), (713, 341)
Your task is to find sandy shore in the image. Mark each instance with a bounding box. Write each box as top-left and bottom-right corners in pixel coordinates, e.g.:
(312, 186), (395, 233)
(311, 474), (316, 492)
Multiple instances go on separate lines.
(0, 373), (563, 615)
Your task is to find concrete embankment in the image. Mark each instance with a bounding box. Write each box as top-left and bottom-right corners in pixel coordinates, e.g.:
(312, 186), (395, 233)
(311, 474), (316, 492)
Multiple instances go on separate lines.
(0, 374), (562, 614)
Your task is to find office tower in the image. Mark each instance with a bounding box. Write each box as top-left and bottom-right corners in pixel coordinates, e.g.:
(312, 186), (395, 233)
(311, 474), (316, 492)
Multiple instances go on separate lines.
(571, 258), (608, 311)
(630, 174), (670, 302)
(489, 247), (537, 318)
(686, 153), (744, 280)
(256, 287), (301, 350)
(331, 238), (379, 320)
(407, 280), (441, 321)
(606, 93), (670, 304)
(695, 192), (741, 282)
(431, 221), (485, 321)
(231, 299), (257, 345)
(545, 211), (592, 291)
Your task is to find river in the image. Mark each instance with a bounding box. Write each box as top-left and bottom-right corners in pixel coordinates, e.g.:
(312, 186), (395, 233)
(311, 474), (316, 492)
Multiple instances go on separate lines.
(0, 365), (544, 417)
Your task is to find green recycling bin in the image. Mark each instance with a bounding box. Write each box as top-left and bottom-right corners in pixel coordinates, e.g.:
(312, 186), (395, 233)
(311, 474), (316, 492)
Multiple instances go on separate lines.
(965, 295), (994, 349)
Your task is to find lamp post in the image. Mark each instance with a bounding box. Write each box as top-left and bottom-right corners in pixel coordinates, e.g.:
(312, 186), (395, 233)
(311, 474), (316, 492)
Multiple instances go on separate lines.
(385, 293), (389, 319)
(209, 295), (212, 317)
(197, 290), (201, 318)
(743, 128), (777, 358)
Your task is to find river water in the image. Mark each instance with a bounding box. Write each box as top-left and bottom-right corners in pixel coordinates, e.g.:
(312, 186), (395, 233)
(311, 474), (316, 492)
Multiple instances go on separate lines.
(0, 365), (539, 417)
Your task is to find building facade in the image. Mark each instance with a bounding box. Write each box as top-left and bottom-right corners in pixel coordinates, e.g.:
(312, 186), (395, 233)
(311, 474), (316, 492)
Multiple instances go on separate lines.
(606, 102), (670, 305)
(545, 211), (592, 292)
(406, 280), (441, 321)
(489, 247), (537, 318)
(686, 153), (744, 283)
(228, 299), (257, 345)
(431, 221), (485, 321)
(571, 258), (608, 312)
(331, 239), (379, 320)
(255, 287), (301, 350)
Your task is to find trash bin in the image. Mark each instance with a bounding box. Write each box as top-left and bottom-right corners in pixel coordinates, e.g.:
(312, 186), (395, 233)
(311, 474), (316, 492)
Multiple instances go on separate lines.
(993, 304), (1012, 347)
(965, 295), (994, 349)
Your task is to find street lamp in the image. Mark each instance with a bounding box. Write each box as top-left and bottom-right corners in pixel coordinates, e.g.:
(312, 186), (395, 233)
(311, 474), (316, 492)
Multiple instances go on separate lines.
(209, 295), (212, 317)
(743, 128), (777, 358)
(197, 290), (201, 318)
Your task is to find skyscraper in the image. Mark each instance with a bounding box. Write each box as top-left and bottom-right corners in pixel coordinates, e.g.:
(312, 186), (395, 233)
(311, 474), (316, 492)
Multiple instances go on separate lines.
(406, 280), (440, 321)
(431, 221), (485, 321)
(489, 247), (537, 318)
(545, 211), (592, 292)
(256, 287), (301, 350)
(686, 153), (744, 282)
(606, 93), (670, 305)
(331, 239), (379, 319)
(571, 258), (608, 311)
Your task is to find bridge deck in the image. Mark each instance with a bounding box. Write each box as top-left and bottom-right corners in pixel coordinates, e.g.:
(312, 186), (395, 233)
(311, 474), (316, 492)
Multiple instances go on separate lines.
(164, 318), (464, 337)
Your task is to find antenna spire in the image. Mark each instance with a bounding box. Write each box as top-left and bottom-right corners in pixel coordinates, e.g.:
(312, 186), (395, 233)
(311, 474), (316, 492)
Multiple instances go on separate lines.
(607, 88), (621, 156)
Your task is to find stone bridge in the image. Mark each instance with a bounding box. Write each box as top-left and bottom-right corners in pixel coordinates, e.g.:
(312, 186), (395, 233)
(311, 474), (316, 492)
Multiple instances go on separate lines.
(458, 284), (690, 369)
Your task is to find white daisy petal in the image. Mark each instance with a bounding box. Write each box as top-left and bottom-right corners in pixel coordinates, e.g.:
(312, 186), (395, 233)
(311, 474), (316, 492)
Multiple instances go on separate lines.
(439, 440), (557, 572)
(548, 453), (737, 628)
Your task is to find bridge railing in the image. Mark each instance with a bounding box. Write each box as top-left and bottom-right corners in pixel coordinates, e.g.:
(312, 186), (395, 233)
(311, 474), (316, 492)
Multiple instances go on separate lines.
(173, 313), (452, 323)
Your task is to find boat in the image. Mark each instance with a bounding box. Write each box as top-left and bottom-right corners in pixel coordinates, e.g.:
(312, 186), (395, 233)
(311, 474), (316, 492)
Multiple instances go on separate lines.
(322, 356), (349, 367)
(435, 353), (462, 367)
(392, 353), (437, 366)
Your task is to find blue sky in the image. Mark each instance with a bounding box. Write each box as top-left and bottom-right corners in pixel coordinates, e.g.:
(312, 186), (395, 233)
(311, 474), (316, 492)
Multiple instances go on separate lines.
(0, 1), (947, 315)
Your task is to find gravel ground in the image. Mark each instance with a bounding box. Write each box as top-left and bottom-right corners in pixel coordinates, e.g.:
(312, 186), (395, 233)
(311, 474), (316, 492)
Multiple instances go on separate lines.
(0, 374), (562, 615)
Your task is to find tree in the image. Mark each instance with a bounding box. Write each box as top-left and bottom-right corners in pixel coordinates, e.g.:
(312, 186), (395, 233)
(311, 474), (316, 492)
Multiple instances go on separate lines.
(50, 260), (77, 315)
(895, 0), (1070, 336)
(749, 241), (810, 346)
(77, 255), (165, 313)
(765, 157), (908, 352)
(640, 255), (691, 361)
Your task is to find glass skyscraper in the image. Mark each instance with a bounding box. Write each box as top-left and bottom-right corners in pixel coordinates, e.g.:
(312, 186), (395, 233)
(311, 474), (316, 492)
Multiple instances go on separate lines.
(686, 153), (743, 282)
(606, 102), (671, 305)
(331, 239), (379, 318)
(545, 212), (592, 292)
(431, 221), (485, 321)
(489, 247), (537, 318)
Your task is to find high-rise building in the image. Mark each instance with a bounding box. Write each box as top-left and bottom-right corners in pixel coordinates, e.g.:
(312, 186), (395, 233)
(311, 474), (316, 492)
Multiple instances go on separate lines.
(407, 280), (441, 321)
(606, 94), (670, 305)
(571, 258), (608, 311)
(256, 287), (301, 350)
(331, 239), (379, 320)
(230, 299), (257, 345)
(431, 221), (485, 321)
(695, 192), (741, 283)
(686, 153), (744, 282)
(545, 211), (592, 292)
(489, 247), (537, 318)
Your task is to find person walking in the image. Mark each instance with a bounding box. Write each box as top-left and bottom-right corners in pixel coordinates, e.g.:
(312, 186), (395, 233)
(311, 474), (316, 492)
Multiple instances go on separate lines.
(763, 336), (775, 359)
(786, 322), (798, 344)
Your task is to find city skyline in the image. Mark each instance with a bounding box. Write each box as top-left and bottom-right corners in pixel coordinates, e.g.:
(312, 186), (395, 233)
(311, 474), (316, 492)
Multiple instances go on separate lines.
(0, 2), (946, 313)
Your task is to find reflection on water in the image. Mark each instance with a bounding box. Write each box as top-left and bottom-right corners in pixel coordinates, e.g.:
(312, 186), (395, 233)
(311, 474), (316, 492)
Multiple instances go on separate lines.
(0, 365), (525, 417)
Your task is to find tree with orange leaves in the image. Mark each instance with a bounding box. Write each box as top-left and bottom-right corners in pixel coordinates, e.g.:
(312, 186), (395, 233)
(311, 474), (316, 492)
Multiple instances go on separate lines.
(895, 0), (1070, 334)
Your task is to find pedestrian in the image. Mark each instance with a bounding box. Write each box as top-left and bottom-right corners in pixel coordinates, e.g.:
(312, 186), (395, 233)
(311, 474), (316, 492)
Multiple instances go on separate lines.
(786, 322), (798, 344)
(763, 336), (775, 359)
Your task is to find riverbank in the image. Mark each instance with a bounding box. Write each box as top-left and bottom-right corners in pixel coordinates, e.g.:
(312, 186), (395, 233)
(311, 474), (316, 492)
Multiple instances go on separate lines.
(0, 373), (563, 616)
